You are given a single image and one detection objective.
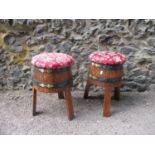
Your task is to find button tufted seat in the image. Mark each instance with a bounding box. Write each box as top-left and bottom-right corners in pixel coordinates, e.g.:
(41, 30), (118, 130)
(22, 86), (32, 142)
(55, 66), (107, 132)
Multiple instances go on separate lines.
(31, 52), (74, 69)
(89, 51), (126, 65)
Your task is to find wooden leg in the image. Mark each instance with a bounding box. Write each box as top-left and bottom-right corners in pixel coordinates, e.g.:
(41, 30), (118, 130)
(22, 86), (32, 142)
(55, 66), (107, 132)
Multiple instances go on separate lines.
(64, 87), (74, 120)
(103, 87), (112, 117)
(84, 80), (91, 99)
(58, 92), (64, 99)
(32, 87), (37, 116)
(114, 87), (120, 100)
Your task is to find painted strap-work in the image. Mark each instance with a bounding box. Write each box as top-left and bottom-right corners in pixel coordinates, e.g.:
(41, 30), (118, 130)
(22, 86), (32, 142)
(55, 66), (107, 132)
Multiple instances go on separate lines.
(91, 62), (123, 70)
(32, 66), (71, 73)
(89, 74), (122, 83)
(32, 79), (73, 88)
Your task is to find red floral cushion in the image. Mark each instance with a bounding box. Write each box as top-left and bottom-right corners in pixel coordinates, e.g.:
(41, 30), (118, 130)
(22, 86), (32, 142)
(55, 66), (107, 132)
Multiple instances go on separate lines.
(31, 52), (74, 68)
(89, 51), (126, 65)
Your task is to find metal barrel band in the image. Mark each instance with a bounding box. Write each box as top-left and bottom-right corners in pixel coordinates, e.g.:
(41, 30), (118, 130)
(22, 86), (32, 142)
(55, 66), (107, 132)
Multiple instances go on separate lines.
(32, 79), (72, 88)
(32, 66), (71, 73)
(89, 74), (122, 83)
(91, 62), (123, 70)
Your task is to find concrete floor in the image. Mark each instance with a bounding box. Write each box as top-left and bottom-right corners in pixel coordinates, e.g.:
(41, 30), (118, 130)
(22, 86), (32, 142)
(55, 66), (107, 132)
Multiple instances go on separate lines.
(0, 90), (155, 135)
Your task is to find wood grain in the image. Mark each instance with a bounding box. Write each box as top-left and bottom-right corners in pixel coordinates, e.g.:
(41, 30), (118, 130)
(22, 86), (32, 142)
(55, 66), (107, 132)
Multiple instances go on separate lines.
(84, 63), (123, 117)
(32, 66), (74, 120)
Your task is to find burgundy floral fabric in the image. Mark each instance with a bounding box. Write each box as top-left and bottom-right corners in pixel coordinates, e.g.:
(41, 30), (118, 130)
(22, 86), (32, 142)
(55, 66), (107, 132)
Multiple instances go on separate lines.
(31, 52), (73, 68)
(89, 51), (126, 65)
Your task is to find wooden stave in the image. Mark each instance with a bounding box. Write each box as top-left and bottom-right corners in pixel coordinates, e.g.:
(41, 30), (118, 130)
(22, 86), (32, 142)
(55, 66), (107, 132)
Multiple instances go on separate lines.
(89, 63), (123, 84)
(32, 66), (73, 90)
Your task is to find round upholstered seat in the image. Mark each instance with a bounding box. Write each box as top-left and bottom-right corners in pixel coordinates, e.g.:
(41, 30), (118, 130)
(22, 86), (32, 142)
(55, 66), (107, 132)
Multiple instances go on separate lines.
(31, 52), (73, 68)
(89, 51), (126, 65)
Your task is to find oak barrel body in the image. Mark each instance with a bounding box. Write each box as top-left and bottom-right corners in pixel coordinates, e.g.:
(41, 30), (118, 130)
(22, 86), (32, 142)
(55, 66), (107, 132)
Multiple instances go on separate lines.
(88, 62), (123, 88)
(32, 66), (73, 93)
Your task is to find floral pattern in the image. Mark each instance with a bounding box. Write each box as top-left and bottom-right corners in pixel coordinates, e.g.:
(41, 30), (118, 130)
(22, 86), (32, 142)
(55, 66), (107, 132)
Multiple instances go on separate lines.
(31, 52), (74, 68)
(89, 51), (126, 65)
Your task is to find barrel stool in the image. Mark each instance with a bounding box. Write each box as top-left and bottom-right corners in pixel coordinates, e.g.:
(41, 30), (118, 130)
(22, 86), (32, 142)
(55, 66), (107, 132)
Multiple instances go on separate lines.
(31, 52), (74, 120)
(84, 51), (126, 117)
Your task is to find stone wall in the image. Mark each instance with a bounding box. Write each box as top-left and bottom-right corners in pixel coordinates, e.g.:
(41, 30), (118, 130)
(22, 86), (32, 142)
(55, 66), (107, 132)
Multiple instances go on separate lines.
(0, 19), (155, 91)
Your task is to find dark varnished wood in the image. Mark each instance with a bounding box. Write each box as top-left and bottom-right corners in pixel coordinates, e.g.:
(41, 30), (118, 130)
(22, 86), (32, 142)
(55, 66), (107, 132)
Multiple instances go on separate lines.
(84, 63), (123, 117)
(32, 66), (74, 120)
(32, 87), (37, 116)
(88, 78), (122, 88)
(32, 67), (72, 85)
(103, 87), (112, 117)
(33, 85), (67, 93)
(89, 64), (123, 78)
(64, 87), (74, 120)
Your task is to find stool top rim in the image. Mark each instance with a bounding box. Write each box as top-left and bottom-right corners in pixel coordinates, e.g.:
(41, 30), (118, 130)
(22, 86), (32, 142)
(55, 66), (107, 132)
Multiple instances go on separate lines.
(31, 52), (73, 69)
(89, 51), (126, 65)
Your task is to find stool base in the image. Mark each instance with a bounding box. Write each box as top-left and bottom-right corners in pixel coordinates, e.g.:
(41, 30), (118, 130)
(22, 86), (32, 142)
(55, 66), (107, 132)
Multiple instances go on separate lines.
(32, 86), (74, 121)
(84, 78), (122, 117)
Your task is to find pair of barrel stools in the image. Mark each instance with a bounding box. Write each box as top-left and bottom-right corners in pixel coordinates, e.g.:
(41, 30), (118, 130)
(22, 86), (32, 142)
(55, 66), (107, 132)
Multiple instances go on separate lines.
(31, 51), (126, 120)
